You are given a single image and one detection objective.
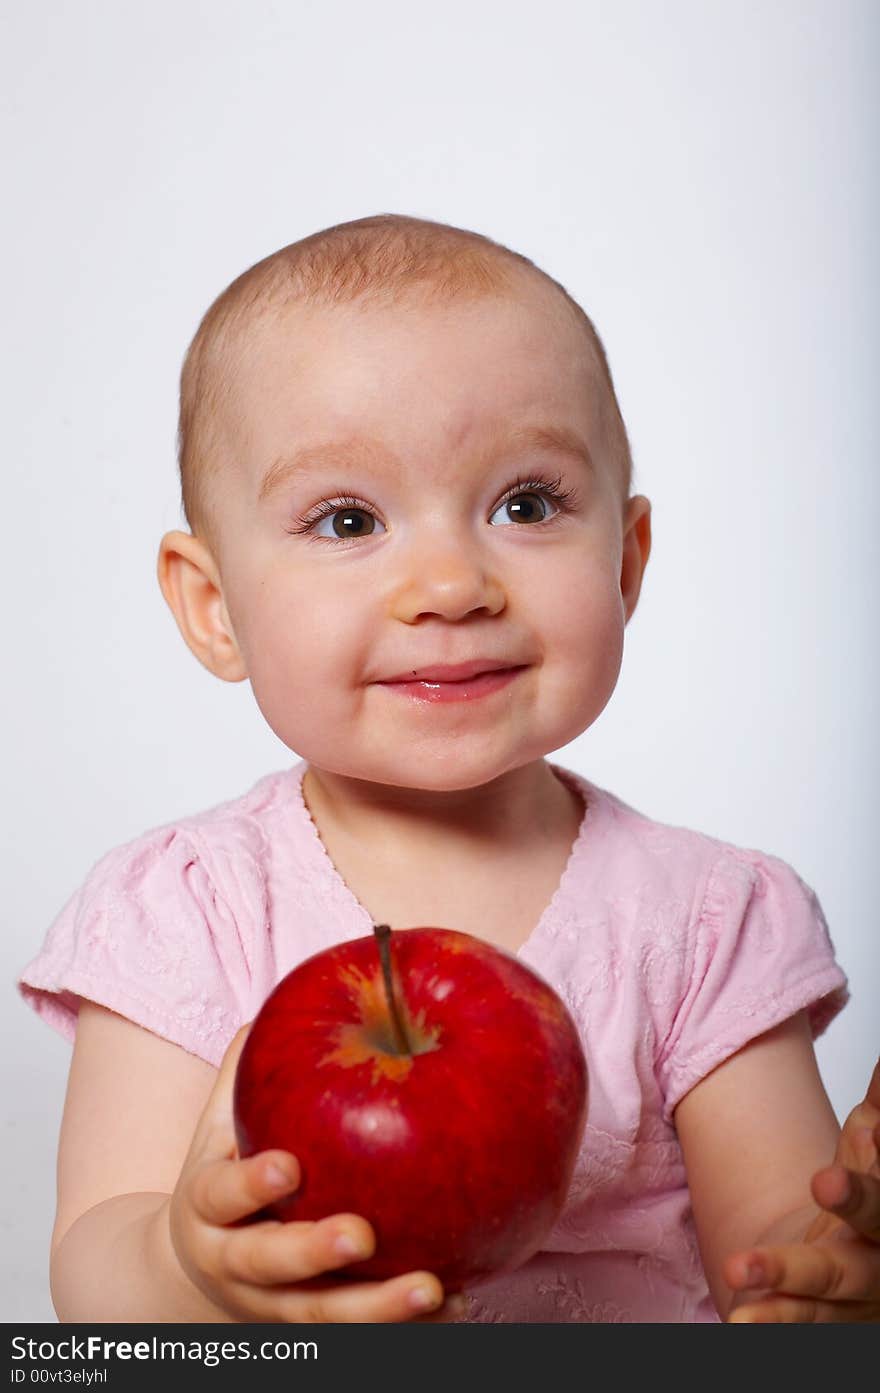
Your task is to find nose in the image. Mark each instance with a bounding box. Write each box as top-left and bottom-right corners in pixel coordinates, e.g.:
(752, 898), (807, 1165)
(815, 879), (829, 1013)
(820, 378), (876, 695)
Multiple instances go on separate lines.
(388, 535), (507, 624)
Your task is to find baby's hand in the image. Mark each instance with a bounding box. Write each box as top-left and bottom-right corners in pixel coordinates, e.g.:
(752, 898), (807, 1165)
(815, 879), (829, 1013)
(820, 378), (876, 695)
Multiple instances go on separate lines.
(724, 1057), (880, 1323)
(168, 1025), (461, 1323)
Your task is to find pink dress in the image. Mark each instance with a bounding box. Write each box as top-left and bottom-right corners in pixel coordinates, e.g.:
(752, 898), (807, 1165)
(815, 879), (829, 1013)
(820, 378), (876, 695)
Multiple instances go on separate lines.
(18, 761), (848, 1322)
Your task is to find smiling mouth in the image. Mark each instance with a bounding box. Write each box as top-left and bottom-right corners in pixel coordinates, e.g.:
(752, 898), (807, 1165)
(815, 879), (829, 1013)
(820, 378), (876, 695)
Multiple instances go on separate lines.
(375, 666), (527, 703)
(380, 660), (527, 684)
(413, 668), (518, 686)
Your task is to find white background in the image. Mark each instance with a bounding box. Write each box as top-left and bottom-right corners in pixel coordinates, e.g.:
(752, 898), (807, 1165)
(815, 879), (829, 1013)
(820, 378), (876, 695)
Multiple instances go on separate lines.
(3, 0), (877, 1322)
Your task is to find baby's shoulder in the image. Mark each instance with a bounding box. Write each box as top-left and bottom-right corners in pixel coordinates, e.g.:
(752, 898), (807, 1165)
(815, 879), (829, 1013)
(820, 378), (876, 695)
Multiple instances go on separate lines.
(556, 774), (845, 1052)
(19, 772), (297, 1064)
(568, 771), (823, 943)
(75, 768), (292, 907)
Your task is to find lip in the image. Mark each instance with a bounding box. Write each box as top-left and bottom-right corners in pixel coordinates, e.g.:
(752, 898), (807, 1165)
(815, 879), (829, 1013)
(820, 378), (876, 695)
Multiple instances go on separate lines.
(380, 659), (522, 683)
(375, 664), (527, 704)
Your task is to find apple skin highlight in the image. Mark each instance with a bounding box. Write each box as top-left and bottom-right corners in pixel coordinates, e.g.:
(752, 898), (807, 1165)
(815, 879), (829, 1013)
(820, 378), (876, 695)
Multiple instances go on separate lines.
(233, 926), (588, 1291)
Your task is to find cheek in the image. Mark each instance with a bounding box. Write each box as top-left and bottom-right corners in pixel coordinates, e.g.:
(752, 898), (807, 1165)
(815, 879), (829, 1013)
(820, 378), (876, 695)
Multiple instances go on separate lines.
(231, 571), (372, 746)
(540, 567), (626, 704)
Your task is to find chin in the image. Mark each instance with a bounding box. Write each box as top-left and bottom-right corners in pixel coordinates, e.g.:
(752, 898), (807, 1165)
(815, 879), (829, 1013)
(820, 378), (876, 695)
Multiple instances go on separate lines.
(350, 742), (554, 794)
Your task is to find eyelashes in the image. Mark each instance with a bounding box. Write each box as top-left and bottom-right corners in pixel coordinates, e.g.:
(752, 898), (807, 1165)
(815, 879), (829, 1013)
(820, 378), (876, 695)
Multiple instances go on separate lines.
(284, 493), (375, 541)
(283, 472), (580, 544)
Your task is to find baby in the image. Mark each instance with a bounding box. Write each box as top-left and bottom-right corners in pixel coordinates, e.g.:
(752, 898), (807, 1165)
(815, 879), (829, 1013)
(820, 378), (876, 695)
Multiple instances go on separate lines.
(19, 213), (880, 1323)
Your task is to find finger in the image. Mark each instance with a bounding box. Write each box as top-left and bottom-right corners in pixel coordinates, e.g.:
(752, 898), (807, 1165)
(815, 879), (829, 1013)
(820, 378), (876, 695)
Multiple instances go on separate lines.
(853, 1122), (880, 1172)
(836, 1062), (880, 1166)
(729, 1294), (879, 1323)
(224, 1268), (451, 1324)
(272, 1269), (451, 1324)
(864, 1056), (880, 1113)
(415, 1292), (468, 1324)
(725, 1236), (880, 1303)
(221, 1211), (466, 1320)
(221, 1211), (378, 1285)
(190, 1023), (254, 1163)
(220, 1211), (464, 1318)
(193, 1148), (301, 1227)
(810, 1165), (880, 1242)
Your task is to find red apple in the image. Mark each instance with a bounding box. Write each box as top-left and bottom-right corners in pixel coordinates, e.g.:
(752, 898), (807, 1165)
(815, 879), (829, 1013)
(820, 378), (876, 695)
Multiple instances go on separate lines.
(233, 923), (588, 1291)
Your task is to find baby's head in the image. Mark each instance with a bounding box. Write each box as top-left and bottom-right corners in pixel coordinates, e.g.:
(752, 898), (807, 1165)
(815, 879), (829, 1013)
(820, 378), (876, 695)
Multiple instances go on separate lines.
(159, 214), (651, 791)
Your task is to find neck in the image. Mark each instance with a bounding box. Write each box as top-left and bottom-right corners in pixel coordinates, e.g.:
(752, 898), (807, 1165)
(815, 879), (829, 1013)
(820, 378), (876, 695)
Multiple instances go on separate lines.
(300, 759), (582, 861)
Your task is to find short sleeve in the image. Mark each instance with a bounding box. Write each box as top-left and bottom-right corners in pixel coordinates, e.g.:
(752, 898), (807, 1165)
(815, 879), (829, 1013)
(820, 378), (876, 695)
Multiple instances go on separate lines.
(17, 827), (252, 1066)
(656, 848), (849, 1122)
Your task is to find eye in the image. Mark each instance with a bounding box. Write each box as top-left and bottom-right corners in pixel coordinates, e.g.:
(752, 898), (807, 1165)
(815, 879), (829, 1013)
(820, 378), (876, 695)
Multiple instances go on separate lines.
(488, 487), (561, 527)
(286, 474), (578, 544)
(311, 504), (386, 541)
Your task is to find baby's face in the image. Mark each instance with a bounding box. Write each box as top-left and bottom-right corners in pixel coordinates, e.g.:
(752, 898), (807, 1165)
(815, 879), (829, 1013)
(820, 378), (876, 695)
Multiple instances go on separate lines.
(204, 279), (649, 790)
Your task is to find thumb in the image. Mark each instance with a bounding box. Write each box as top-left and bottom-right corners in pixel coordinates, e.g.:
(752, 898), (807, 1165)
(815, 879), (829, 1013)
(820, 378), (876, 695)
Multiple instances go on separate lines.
(190, 1021), (253, 1163)
(832, 1058), (880, 1173)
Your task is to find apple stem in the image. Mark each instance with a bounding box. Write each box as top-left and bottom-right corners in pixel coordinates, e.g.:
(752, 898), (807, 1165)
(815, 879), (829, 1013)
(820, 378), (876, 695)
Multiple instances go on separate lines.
(373, 923), (412, 1056)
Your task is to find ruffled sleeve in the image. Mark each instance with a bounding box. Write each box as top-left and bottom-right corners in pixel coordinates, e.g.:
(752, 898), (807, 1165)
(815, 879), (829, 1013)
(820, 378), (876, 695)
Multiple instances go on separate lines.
(17, 825), (254, 1066)
(656, 847), (849, 1122)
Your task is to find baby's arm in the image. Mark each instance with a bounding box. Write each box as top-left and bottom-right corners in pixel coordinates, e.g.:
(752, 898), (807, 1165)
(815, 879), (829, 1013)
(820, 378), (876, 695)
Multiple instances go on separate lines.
(50, 1003), (454, 1322)
(675, 1011), (880, 1321)
(50, 1002), (229, 1320)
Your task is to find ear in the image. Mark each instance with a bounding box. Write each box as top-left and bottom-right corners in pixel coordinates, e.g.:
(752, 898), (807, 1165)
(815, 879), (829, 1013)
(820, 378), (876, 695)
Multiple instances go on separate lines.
(620, 495), (652, 623)
(156, 531), (248, 682)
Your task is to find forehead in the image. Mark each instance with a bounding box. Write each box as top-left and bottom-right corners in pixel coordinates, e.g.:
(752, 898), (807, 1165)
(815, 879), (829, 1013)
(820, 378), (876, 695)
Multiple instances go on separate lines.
(222, 280), (603, 478)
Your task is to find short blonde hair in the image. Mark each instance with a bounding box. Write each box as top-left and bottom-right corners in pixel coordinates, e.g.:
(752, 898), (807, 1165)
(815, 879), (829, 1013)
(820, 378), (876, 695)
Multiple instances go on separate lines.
(177, 213), (633, 547)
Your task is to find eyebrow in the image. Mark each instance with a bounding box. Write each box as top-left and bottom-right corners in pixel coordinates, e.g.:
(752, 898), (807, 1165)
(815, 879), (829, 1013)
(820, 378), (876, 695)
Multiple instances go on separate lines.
(257, 422), (594, 503)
